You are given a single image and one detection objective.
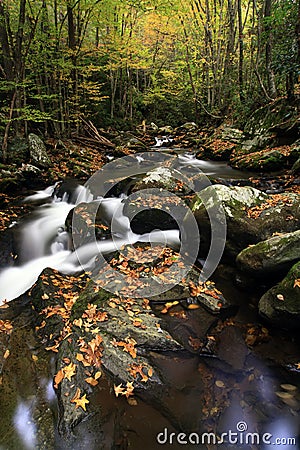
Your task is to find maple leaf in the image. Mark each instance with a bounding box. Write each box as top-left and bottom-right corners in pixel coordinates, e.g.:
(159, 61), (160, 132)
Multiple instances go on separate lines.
(64, 362), (77, 381)
(71, 388), (89, 411)
(114, 383), (125, 397)
(293, 279), (300, 289)
(124, 381), (134, 398)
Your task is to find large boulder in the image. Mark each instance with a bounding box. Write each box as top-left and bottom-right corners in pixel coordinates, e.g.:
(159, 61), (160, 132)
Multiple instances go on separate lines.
(230, 147), (290, 172)
(191, 185), (300, 258)
(28, 133), (51, 168)
(236, 230), (300, 277)
(259, 262), (300, 330)
(31, 262), (235, 437)
(244, 99), (299, 137)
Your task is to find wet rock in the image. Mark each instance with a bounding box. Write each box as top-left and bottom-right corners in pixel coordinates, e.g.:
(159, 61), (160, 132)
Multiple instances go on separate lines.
(16, 163), (42, 178)
(259, 261), (300, 330)
(191, 185), (267, 258)
(131, 165), (192, 197)
(192, 185), (300, 258)
(28, 134), (51, 168)
(216, 326), (249, 370)
(123, 190), (181, 234)
(237, 230), (300, 277)
(65, 200), (111, 246)
(292, 157), (300, 175)
(230, 147), (290, 172)
(0, 228), (15, 269)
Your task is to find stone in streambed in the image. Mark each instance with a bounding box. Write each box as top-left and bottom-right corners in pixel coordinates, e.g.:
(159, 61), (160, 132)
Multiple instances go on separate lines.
(259, 261), (300, 330)
(236, 230), (300, 277)
(191, 185), (300, 259)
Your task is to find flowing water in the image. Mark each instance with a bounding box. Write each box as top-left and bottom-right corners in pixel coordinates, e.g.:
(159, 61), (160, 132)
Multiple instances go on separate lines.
(0, 152), (248, 305)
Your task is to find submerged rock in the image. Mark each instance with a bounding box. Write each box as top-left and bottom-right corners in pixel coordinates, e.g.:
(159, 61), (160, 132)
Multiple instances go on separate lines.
(237, 230), (300, 277)
(259, 262), (300, 330)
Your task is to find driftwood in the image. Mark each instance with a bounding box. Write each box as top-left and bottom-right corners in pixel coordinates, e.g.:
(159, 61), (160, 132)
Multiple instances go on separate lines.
(75, 117), (115, 148)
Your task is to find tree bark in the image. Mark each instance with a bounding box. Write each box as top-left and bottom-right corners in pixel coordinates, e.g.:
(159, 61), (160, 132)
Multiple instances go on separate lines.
(264, 0), (277, 98)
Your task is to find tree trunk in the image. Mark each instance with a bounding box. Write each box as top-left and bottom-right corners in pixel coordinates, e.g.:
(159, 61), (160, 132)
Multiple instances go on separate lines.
(264, 0), (277, 98)
(237, 0), (244, 101)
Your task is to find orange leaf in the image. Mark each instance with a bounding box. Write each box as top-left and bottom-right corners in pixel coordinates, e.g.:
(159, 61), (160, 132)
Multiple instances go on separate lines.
(54, 369), (65, 388)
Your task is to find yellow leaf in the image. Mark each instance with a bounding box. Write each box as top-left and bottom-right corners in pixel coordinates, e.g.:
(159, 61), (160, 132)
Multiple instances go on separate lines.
(73, 318), (83, 328)
(42, 293), (49, 300)
(71, 388), (89, 411)
(293, 279), (300, 289)
(3, 349), (10, 359)
(85, 377), (98, 386)
(64, 362), (77, 381)
(94, 371), (102, 380)
(114, 383), (125, 397)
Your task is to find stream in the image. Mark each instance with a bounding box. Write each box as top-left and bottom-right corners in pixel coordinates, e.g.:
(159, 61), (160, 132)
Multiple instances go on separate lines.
(0, 152), (299, 449)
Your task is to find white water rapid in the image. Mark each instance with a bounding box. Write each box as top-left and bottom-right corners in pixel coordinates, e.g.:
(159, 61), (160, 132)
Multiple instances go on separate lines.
(0, 182), (180, 303)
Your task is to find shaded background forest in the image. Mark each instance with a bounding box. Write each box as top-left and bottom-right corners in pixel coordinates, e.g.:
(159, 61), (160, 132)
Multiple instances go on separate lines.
(0, 0), (300, 151)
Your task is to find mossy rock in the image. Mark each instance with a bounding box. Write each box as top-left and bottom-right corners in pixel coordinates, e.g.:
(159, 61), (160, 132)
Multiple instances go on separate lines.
(191, 185), (300, 259)
(230, 148), (288, 172)
(259, 262), (300, 329)
(244, 99), (299, 136)
(236, 230), (300, 276)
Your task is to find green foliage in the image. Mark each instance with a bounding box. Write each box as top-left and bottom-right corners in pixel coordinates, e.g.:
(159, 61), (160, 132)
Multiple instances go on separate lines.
(0, 0), (297, 139)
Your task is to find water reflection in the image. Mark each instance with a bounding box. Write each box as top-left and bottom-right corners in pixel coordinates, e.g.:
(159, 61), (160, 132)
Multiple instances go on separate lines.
(13, 400), (37, 449)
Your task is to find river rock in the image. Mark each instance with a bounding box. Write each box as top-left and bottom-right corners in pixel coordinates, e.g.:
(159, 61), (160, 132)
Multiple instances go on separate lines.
(259, 262), (300, 330)
(191, 185), (267, 258)
(292, 157), (300, 175)
(230, 147), (290, 171)
(131, 166), (190, 196)
(203, 125), (244, 160)
(179, 122), (198, 131)
(0, 228), (15, 269)
(28, 133), (52, 168)
(244, 99), (299, 137)
(191, 185), (300, 258)
(236, 230), (300, 277)
(65, 200), (111, 246)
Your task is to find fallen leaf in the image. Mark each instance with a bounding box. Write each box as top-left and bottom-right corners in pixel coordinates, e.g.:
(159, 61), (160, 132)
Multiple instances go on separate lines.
(64, 362), (77, 381)
(71, 388), (89, 411)
(114, 383), (125, 397)
(3, 349), (10, 359)
(54, 369), (65, 388)
(85, 377), (98, 386)
(293, 279), (300, 289)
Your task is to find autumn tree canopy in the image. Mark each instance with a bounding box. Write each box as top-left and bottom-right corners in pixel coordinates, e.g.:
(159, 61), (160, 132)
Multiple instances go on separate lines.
(0, 0), (299, 143)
